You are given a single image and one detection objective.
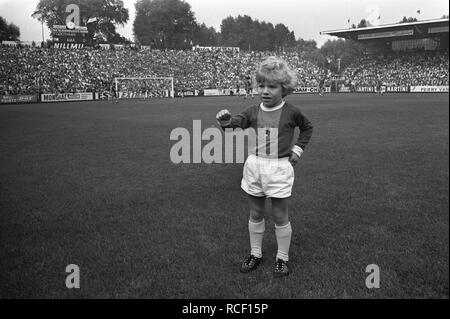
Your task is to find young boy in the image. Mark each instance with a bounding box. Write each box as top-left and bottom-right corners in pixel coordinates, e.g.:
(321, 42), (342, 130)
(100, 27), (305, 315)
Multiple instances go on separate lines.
(216, 56), (313, 277)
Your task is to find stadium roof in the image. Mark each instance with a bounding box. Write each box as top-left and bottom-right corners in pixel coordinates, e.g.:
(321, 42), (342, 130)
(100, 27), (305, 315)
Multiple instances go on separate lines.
(321, 18), (449, 41)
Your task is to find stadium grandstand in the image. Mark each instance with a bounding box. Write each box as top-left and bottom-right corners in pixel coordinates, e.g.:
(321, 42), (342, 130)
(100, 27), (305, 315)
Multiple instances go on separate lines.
(321, 18), (449, 93)
(0, 19), (448, 102)
(321, 18), (449, 53)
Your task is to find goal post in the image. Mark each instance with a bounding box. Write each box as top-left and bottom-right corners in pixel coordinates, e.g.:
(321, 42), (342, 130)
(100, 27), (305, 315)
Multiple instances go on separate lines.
(114, 77), (175, 99)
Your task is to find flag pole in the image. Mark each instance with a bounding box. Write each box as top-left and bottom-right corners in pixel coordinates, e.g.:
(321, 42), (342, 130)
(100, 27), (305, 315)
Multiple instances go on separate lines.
(32, 12), (45, 44)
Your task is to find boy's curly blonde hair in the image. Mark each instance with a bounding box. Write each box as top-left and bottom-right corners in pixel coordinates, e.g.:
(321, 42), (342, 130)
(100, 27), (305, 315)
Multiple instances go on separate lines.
(254, 56), (298, 97)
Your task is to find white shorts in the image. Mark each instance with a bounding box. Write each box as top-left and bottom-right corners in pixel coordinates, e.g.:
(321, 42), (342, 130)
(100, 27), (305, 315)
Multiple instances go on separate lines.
(241, 154), (295, 198)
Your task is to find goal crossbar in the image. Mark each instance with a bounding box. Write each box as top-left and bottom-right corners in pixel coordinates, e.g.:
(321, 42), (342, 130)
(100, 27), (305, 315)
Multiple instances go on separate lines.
(114, 77), (175, 98)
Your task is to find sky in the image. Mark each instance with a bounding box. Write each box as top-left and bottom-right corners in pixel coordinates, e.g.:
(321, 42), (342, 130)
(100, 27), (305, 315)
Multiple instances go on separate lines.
(0, 0), (448, 47)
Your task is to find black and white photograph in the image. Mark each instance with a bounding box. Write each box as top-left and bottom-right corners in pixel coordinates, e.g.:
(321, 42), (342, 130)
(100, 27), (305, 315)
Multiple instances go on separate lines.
(0, 0), (448, 304)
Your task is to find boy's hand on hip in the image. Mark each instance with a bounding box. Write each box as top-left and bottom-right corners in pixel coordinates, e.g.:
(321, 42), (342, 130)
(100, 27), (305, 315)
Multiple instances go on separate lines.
(289, 153), (300, 167)
(216, 109), (232, 126)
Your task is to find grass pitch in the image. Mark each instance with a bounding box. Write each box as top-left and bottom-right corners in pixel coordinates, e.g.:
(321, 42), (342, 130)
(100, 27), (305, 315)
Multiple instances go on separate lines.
(0, 93), (448, 298)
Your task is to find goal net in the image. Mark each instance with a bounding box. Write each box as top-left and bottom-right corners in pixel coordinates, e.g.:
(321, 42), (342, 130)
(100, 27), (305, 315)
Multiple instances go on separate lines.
(114, 77), (175, 99)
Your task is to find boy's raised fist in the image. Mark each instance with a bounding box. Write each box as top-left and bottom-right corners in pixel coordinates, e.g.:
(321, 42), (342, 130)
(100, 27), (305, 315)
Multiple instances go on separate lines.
(216, 109), (232, 125)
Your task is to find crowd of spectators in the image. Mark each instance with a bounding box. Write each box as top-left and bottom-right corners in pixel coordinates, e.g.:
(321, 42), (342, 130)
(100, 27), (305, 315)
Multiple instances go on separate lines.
(0, 45), (448, 96)
(341, 50), (449, 88)
(0, 46), (327, 95)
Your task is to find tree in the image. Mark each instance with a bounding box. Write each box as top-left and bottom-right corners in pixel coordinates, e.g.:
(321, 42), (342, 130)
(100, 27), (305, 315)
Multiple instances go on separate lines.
(220, 15), (295, 51)
(0, 17), (8, 40)
(274, 23), (295, 50)
(319, 38), (365, 73)
(220, 15), (252, 49)
(7, 23), (20, 41)
(399, 16), (418, 23)
(357, 19), (370, 28)
(253, 21), (276, 51)
(351, 18), (374, 29)
(295, 38), (318, 52)
(134, 0), (197, 49)
(32, 0), (129, 43)
(291, 38), (325, 68)
(0, 17), (20, 41)
(193, 23), (220, 46)
(442, 14), (449, 19)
